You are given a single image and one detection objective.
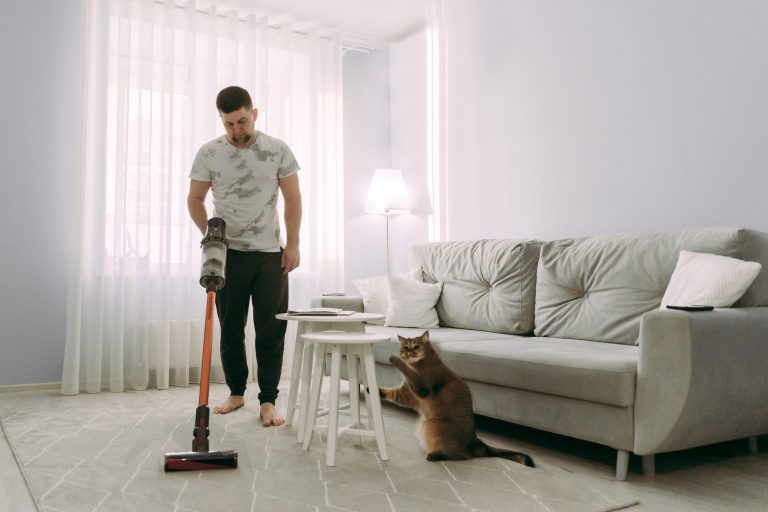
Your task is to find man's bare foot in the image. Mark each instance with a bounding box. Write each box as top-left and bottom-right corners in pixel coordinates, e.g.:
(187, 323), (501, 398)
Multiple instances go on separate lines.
(260, 403), (285, 427)
(212, 395), (244, 414)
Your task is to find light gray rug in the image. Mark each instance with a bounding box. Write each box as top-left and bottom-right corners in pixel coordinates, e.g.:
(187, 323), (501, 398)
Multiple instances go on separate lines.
(0, 383), (643, 512)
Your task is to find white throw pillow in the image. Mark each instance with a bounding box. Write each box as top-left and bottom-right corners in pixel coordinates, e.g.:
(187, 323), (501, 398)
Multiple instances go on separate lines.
(352, 267), (422, 325)
(385, 274), (443, 328)
(660, 250), (762, 309)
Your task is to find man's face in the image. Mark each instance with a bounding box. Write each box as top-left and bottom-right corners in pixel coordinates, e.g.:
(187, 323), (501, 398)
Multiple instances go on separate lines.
(220, 107), (257, 145)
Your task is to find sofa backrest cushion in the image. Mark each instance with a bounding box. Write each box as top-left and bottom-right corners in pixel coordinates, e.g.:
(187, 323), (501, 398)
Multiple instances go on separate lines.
(410, 239), (543, 335)
(534, 227), (768, 345)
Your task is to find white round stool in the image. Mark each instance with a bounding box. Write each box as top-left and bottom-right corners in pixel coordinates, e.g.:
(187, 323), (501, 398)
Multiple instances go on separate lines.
(299, 331), (390, 466)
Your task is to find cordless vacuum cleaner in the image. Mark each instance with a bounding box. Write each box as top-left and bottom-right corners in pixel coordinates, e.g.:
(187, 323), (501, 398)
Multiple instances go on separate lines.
(164, 218), (238, 471)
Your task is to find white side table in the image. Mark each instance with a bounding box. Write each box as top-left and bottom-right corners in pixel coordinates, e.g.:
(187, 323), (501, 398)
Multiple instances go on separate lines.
(300, 331), (390, 466)
(276, 312), (384, 443)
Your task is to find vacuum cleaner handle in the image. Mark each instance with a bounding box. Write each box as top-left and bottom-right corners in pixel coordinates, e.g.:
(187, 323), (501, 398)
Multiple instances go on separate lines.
(198, 217), (226, 407)
(198, 289), (216, 408)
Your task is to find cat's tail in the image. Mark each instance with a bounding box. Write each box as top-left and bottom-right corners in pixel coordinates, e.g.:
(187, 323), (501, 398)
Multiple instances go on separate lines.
(471, 439), (535, 467)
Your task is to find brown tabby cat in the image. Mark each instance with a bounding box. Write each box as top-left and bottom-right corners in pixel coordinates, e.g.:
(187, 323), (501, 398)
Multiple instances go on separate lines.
(379, 331), (534, 467)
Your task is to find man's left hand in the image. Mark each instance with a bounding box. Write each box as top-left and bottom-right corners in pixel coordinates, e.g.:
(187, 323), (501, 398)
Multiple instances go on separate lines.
(281, 244), (300, 275)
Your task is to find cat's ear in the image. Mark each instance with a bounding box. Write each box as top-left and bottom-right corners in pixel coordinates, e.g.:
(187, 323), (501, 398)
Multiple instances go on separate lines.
(397, 335), (406, 343)
(422, 331), (430, 341)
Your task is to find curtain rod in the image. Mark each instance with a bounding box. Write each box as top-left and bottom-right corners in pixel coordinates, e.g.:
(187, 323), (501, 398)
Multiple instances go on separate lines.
(147, 0), (379, 53)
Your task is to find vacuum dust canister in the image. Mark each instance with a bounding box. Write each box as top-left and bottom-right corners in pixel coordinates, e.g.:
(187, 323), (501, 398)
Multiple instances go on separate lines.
(199, 218), (229, 289)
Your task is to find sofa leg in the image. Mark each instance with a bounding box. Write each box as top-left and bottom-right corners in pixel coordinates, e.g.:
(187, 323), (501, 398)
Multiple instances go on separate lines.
(642, 454), (655, 476)
(616, 450), (629, 481)
(748, 436), (759, 454)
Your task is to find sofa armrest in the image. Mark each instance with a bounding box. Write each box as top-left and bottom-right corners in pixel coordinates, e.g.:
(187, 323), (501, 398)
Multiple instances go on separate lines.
(634, 307), (768, 455)
(309, 295), (365, 312)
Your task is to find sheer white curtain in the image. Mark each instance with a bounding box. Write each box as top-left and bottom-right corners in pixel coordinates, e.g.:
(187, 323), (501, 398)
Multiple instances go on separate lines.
(62, 0), (344, 395)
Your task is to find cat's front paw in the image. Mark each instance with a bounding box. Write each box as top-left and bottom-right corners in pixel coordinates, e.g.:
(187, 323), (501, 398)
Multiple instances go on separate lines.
(389, 355), (402, 365)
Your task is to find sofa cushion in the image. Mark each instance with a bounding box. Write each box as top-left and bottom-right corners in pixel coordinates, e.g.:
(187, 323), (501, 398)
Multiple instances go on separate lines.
(366, 326), (517, 364)
(534, 227), (757, 345)
(352, 266), (422, 325)
(365, 326), (637, 407)
(385, 275), (443, 328)
(410, 239), (543, 335)
(438, 338), (637, 407)
(660, 250), (761, 309)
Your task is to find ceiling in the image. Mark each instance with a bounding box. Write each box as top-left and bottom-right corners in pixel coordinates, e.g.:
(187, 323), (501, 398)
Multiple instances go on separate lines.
(201, 0), (432, 47)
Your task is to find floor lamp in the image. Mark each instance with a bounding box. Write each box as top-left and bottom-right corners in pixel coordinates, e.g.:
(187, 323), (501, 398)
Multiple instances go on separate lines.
(364, 168), (411, 274)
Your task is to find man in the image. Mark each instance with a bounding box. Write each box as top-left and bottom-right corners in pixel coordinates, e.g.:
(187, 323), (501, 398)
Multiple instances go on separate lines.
(187, 86), (302, 427)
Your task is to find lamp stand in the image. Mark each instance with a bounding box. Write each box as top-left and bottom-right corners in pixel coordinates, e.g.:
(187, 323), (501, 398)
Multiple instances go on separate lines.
(364, 168), (410, 274)
(385, 213), (391, 274)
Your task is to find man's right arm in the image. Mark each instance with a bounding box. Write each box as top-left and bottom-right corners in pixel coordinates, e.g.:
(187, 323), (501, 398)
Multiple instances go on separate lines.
(187, 179), (211, 235)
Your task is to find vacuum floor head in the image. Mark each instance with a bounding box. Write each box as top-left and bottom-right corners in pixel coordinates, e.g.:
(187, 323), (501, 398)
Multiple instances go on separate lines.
(164, 449), (238, 471)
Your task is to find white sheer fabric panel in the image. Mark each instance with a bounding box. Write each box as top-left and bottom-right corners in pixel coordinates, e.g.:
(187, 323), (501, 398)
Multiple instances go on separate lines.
(62, 0), (344, 395)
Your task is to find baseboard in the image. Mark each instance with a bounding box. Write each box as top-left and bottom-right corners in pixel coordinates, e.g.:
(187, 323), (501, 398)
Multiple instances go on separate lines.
(0, 382), (61, 393)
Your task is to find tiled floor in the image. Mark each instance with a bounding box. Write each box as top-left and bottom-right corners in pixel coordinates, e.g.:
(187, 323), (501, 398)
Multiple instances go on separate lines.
(1, 379), (766, 512)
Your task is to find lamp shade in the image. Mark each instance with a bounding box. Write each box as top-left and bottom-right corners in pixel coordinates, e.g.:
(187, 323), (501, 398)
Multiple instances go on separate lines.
(364, 168), (411, 214)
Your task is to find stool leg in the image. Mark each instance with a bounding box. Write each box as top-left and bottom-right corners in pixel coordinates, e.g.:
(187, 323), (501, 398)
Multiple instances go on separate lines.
(285, 332), (305, 428)
(362, 344), (388, 461)
(303, 342), (326, 451)
(296, 338), (315, 443)
(347, 346), (362, 445)
(363, 371), (374, 430)
(326, 344), (342, 467)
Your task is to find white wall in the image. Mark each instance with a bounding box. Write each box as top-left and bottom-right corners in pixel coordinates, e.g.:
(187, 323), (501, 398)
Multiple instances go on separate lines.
(343, 29), (430, 292)
(0, 1), (84, 386)
(389, 29), (431, 274)
(444, 0), (768, 241)
(342, 48), (392, 293)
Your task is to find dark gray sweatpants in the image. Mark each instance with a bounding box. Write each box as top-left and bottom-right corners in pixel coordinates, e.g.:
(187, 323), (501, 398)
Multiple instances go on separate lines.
(215, 248), (288, 404)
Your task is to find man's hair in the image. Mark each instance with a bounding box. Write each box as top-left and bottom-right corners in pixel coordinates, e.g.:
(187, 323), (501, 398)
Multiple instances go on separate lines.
(216, 86), (253, 114)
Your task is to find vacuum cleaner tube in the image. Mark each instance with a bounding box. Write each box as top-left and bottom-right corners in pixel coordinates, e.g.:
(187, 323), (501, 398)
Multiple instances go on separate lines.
(199, 217), (229, 290)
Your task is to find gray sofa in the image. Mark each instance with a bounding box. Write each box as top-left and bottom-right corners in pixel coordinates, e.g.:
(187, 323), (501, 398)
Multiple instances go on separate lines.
(317, 227), (768, 480)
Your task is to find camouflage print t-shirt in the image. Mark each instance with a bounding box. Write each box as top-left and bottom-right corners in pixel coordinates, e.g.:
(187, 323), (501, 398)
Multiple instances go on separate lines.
(189, 131), (300, 251)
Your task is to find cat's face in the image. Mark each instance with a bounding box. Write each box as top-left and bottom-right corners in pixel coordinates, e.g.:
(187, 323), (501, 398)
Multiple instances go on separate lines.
(397, 331), (430, 362)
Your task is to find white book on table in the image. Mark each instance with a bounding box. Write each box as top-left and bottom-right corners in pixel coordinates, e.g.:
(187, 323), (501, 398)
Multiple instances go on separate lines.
(286, 308), (355, 316)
